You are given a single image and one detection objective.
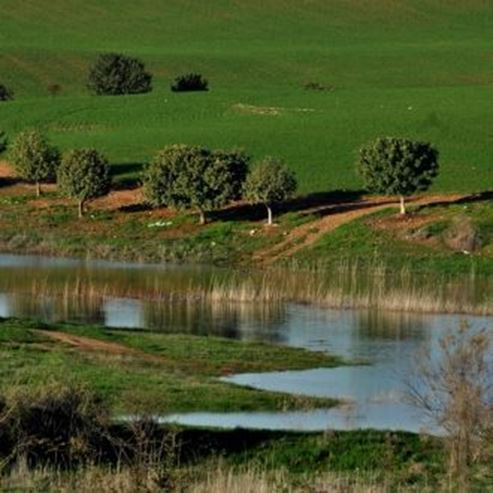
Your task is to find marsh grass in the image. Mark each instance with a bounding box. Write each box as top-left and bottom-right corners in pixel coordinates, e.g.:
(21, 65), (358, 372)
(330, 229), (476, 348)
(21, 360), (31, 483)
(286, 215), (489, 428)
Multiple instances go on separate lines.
(0, 461), (453, 492)
(3, 260), (490, 316)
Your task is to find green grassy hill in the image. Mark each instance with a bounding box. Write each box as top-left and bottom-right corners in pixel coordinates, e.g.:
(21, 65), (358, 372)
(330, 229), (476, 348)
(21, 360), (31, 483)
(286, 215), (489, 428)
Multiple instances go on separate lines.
(1, 0), (492, 192)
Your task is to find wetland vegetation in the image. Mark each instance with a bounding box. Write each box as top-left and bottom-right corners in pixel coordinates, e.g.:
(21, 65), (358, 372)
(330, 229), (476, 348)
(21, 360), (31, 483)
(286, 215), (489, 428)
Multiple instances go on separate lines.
(1, 0), (492, 490)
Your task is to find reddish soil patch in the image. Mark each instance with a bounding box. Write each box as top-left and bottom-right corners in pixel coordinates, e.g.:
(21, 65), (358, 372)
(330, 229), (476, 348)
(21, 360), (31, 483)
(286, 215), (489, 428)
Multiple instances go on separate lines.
(92, 188), (143, 211)
(253, 194), (467, 264)
(0, 161), (16, 178)
(38, 330), (166, 365)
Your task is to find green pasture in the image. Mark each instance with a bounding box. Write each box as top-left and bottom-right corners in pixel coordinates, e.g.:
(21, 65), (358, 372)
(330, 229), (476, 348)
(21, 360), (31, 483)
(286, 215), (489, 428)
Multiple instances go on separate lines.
(0, 0), (492, 192)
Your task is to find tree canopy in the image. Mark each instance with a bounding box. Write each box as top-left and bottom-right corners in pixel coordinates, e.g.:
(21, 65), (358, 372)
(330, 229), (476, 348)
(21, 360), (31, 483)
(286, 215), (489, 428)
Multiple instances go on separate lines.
(357, 137), (439, 214)
(57, 149), (111, 217)
(8, 130), (60, 196)
(142, 145), (249, 224)
(244, 157), (297, 225)
(87, 53), (152, 96)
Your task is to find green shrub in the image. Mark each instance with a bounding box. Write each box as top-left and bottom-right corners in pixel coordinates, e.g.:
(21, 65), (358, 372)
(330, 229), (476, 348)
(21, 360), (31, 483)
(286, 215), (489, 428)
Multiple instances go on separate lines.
(171, 73), (208, 92)
(87, 53), (152, 96)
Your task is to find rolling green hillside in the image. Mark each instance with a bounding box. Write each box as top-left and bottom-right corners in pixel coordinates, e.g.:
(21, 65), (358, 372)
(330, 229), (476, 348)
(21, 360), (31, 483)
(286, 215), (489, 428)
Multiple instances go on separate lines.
(0, 0), (492, 192)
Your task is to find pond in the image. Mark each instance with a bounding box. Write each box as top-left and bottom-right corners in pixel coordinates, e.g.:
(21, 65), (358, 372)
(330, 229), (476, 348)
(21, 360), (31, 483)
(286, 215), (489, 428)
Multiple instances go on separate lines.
(1, 253), (491, 432)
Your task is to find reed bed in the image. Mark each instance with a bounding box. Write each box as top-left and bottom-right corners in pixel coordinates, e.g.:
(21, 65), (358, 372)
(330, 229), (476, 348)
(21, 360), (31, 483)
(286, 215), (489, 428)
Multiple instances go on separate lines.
(1, 261), (491, 316)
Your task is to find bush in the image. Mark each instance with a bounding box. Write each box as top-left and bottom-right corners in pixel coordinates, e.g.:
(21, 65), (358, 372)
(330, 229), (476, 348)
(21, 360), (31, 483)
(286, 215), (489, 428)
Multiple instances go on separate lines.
(8, 129), (60, 196)
(0, 83), (13, 101)
(244, 157), (297, 225)
(58, 148), (111, 217)
(142, 145), (248, 224)
(0, 384), (109, 467)
(171, 73), (208, 92)
(87, 53), (152, 96)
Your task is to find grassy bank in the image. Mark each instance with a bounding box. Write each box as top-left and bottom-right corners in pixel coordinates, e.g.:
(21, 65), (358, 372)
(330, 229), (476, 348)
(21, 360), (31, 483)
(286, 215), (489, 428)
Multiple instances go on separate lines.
(1, 1), (493, 192)
(0, 318), (343, 413)
(5, 423), (492, 491)
(0, 185), (491, 314)
(1, 429), (450, 492)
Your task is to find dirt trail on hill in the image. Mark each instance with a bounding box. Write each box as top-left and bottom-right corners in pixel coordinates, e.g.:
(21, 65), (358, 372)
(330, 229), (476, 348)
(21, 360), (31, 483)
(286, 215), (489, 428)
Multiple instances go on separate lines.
(0, 161), (15, 178)
(37, 330), (165, 364)
(254, 194), (467, 264)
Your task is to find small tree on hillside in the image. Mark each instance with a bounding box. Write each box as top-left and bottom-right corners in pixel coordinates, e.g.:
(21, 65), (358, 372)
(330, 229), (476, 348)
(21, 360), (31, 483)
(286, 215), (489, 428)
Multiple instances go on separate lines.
(244, 157), (297, 225)
(357, 137), (439, 214)
(9, 130), (60, 196)
(142, 145), (249, 224)
(0, 84), (14, 102)
(58, 149), (111, 217)
(87, 53), (152, 96)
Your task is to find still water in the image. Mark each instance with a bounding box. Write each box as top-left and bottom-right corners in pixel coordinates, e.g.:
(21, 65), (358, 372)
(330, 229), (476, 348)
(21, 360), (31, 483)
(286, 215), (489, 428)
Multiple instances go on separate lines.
(1, 254), (491, 432)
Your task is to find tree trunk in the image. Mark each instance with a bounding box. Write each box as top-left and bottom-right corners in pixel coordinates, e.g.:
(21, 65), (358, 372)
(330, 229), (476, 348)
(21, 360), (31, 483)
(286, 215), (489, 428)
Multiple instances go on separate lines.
(399, 195), (406, 215)
(78, 200), (84, 218)
(266, 204), (273, 225)
(198, 209), (206, 225)
(36, 181), (41, 197)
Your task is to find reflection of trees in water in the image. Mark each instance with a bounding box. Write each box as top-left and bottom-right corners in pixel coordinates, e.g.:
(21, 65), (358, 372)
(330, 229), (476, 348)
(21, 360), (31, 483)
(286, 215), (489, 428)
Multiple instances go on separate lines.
(142, 300), (286, 342)
(3, 292), (105, 325)
(357, 309), (427, 342)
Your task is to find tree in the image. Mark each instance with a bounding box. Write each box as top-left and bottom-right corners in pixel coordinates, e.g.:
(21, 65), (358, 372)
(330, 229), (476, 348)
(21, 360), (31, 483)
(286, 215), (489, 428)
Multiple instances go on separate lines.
(142, 145), (249, 224)
(244, 157), (297, 225)
(357, 137), (439, 214)
(87, 53), (152, 96)
(8, 130), (60, 196)
(57, 149), (111, 217)
(171, 73), (208, 92)
(407, 322), (492, 486)
(0, 84), (13, 101)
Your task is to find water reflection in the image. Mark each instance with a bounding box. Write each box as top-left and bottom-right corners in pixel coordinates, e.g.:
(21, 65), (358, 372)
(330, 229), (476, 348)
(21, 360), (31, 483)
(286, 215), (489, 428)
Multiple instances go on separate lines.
(1, 253), (491, 432)
(357, 310), (426, 341)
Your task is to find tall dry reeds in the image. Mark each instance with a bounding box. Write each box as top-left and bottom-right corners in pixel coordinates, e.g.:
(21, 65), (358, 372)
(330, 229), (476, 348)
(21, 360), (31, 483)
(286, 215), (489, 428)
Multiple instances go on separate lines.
(1, 261), (491, 316)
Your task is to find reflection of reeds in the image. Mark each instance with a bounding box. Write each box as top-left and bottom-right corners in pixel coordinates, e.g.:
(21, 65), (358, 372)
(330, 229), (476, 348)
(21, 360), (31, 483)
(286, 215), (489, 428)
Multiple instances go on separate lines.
(1, 262), (491, 315)
(207, 264), (492, 315)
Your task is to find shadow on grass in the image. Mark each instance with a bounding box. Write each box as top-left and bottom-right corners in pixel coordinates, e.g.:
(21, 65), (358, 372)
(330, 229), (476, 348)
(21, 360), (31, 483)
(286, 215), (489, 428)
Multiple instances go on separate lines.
(110, 162), (145, 190)
(0, 176), (21, 188)
(215, 189), (366, 222)
(417, 190), (493, 211)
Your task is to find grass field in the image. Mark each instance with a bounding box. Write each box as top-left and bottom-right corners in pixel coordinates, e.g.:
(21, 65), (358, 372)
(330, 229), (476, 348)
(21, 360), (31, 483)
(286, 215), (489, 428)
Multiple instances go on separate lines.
(0, 317), (342, 413)
(1, 0), (492, 192)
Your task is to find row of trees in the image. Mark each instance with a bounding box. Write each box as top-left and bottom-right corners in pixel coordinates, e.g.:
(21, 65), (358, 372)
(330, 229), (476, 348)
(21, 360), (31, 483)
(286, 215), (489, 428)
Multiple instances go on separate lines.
(4, 129), (440, 221)
(8, 131), (110, 217)
(5, 131), (297, 222)
(142, 146), (296, 224)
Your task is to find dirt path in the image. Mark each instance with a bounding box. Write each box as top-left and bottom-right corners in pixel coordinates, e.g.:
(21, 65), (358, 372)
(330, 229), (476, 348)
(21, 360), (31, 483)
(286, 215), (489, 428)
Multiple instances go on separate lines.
(0, 161), (15, 178)
(37, 330), (165, 364)
(254, 194), (467, 264)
